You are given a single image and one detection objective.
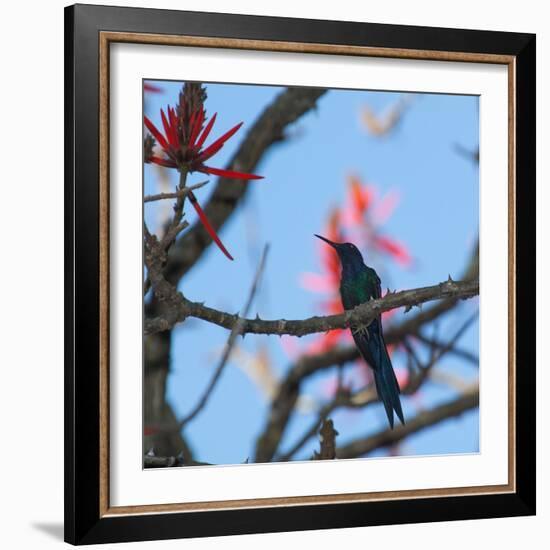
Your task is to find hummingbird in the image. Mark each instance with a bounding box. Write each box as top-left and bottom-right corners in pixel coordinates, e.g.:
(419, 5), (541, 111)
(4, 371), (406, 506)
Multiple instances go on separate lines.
(315, 234), (405, 429)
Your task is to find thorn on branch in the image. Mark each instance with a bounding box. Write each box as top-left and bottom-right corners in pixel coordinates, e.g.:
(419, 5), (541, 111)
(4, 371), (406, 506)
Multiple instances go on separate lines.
(404, 302), (423, 313)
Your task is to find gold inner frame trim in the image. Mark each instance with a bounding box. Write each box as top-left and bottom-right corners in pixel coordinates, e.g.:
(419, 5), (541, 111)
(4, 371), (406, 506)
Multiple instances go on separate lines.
(98, 31), (516, 517)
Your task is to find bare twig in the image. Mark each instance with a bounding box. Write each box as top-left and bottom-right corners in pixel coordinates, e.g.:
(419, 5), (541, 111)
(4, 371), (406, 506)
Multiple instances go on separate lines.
(159, 168), (189, 251)
(178, 245), (270, 427)
(379, 310), (478, 397)
(336, 384), (479, 458)
(413, 332), (479, 366)
(454, 143), (480, 164)
(144, 180), (209, 203)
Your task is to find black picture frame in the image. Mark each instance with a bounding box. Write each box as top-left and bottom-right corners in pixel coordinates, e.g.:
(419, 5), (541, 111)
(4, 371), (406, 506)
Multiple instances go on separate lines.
(65, 3), (536, 545)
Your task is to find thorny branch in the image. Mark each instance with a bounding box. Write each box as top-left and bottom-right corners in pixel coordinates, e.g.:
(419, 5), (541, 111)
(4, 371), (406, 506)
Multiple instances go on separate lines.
(145, 277), (478, 336)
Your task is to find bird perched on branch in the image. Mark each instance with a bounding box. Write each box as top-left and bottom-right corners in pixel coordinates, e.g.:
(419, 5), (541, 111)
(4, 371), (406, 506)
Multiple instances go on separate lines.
(315, 234), (405, 428)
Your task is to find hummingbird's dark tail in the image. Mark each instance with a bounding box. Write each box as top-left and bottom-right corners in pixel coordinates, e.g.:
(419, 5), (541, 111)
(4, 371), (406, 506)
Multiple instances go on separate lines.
(372, 346), (405, 429)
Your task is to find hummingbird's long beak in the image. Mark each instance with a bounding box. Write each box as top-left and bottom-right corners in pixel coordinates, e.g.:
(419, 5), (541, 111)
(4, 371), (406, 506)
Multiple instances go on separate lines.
(314, 234), (339, 248)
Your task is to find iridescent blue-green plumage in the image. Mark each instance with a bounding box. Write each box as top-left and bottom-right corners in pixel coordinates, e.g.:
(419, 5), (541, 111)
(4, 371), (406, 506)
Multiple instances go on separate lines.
(315, 235), (404, 429)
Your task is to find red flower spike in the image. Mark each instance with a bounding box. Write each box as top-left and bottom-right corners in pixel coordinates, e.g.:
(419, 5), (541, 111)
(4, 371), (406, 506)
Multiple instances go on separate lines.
(188, 191), (234, 260)
(198, 122), (243, 162)
(143, 85), (263, 182)
(200, 166), (264, 180)
(144, 116), (170, 152)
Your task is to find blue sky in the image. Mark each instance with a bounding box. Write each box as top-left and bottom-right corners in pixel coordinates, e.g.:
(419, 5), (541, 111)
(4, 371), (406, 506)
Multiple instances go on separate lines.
(144, 80), (479, 465)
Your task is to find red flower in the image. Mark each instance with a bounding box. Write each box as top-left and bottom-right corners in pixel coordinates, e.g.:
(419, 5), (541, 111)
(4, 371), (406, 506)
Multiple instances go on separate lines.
(144, 83), (264, 261)
(342, 175), (412, 267)
(374, 235), (411, 266)
(144, 102), (263, 181)
(348, 175), (372, 221)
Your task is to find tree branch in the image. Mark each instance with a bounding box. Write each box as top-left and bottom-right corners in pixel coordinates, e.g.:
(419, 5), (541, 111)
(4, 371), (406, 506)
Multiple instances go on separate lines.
(336, 384), (479, 458)
(143, 222), (187, 312)
(145, 277), (478, 336)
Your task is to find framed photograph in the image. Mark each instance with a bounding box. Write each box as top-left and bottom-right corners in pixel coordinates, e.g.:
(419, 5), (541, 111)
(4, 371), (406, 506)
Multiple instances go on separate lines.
(65, 4), (536, 545)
